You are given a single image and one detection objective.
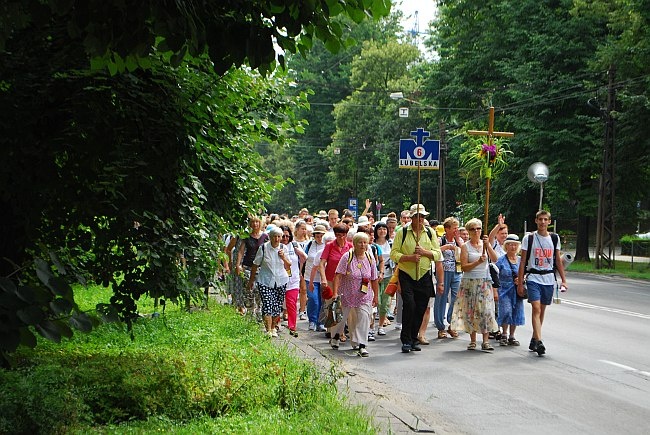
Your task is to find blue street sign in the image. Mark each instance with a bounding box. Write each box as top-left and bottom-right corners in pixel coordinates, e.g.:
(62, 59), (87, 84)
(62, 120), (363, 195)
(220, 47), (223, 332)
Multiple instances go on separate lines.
(399, 128), (440, 170)
(348, 198), (358, 218)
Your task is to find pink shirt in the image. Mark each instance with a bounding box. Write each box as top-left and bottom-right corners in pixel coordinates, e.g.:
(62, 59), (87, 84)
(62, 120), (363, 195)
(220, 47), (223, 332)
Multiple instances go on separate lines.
(335, 252), (378, 307)
(320, 240), (353, 282)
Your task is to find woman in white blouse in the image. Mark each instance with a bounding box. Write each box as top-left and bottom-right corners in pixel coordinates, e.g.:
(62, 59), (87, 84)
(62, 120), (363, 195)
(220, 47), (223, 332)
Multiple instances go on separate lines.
(246, 227), (291, 337)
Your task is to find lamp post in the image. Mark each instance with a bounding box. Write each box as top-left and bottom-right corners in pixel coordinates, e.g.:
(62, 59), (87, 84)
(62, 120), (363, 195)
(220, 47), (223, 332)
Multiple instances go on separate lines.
(527, 162), (549, 211)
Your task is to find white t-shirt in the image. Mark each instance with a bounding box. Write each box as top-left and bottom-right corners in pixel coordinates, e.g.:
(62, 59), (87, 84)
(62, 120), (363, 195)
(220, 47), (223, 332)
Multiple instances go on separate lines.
(521, 232), (561, 285)
(377, 239), (393, 277)
(283, 242), (301, 290)
(304, 240), (326, 283)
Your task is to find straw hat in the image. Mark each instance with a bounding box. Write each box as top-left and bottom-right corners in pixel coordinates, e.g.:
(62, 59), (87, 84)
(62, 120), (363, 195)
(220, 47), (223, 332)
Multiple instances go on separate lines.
(409, 203), (430, 217)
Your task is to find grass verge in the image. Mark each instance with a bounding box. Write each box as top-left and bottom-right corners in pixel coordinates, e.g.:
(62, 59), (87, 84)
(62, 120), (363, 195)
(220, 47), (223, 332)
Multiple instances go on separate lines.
(0, 285), (377, 434)
(569, 260), (650, 281)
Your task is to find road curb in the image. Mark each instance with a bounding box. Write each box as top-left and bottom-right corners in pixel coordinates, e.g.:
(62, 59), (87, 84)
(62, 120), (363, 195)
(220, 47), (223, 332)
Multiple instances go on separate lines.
(278, 333), (435, 434)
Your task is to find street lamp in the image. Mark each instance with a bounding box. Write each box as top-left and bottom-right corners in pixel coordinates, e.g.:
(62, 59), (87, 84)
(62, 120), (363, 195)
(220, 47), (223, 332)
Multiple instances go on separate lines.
(527, 162), (549, 211)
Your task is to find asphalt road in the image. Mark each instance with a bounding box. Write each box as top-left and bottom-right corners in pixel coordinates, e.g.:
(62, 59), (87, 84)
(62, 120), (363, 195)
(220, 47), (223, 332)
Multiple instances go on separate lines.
(290, 272), (650, 434)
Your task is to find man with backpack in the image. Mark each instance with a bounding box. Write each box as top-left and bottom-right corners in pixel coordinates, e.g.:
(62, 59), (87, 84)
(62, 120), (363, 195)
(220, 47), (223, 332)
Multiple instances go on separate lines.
(390, 204), (444, 353)
(517, 210), (568, 355)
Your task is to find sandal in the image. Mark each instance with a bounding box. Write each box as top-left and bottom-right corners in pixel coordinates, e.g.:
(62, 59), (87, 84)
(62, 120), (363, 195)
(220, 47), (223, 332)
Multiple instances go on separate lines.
(467, 342), (477, 350)
(481, 342), (494, 351)
(447, 328), (459, 338)
(417, 335), (430, 345)
(339, 334), (347, 343)
(499, 337), (508, 346)
(437, 330), (448, 339)
(508, 337), (520, 346)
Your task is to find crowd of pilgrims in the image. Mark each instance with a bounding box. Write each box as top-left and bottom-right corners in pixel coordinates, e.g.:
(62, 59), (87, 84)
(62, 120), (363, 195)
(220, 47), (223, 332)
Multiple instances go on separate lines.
(220, 202), (562, 357)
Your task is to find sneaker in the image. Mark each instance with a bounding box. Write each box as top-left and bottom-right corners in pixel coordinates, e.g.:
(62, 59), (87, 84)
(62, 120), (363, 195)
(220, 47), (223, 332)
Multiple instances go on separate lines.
(401, 343), (412, 353)
(266, 331), (273, 338)
(529, 338), (537, 351)
(377, 327), (386, 336)
(289, 329), (298, 337)
(308, 322), (316, 331)
(299, 311), (307, 320)
(329, 338), (339, 349)
(394, 323), (402, 330)
(367, 331), (376, 342)
(271, 330), (278, 338)
(387, 313), (395, 321)
(316, 325), (327, 332)
(411, 342), (422, 351)
(358, 346), (369, 357)
(536, 340), (546, 355)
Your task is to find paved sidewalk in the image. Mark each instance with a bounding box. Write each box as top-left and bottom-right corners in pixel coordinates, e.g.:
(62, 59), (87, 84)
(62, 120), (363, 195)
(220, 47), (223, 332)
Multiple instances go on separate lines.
(278, 326), (436, 434)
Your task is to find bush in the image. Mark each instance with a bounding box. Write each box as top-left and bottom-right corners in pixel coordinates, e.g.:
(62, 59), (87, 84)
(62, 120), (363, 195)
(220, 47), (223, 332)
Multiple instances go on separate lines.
(0, 365), (90, 433)
(620, 236), (650, 256)
(0, 292), (373, 433)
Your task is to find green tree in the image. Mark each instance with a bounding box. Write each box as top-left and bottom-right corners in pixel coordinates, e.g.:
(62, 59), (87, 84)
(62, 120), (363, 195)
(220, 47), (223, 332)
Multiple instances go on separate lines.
(423, 0), (610, 258)
(327, 39), (426, 213)
(578, 0), (650, 233)
(0, 0), (391, 364)
(273, 11), (403, 214)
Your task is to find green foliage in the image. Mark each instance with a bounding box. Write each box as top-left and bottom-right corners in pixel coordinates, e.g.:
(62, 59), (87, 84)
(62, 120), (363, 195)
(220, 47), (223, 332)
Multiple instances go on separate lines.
(421, 0), (618, 235)
(273, 11), (406, 214)
(0, 287), (376, 433)
(0, 5), (309, 356)
(459, 136), (513, 181)
(1, 0), (391, 76)
(619, 236), (650, 256)
(0, 258), (99, 367)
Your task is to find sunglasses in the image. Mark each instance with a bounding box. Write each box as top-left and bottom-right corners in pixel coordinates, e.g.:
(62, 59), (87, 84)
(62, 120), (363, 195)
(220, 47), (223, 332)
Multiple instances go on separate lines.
(282, 235), (290, 238)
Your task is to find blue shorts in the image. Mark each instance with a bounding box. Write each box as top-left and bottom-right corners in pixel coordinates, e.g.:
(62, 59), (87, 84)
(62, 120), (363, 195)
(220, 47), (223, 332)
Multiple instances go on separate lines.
(526, 281), (554, 305)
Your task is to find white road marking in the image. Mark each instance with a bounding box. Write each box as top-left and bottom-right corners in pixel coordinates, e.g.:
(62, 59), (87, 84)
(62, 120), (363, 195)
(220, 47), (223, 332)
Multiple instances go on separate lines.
(599, 360), (637, 371)
(600, 360), (650, 378)
(561, 299), (650, 320)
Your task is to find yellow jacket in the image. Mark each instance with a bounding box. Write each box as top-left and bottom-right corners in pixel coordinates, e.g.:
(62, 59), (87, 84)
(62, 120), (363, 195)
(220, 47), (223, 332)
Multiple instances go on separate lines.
(390, 225), (442, 280)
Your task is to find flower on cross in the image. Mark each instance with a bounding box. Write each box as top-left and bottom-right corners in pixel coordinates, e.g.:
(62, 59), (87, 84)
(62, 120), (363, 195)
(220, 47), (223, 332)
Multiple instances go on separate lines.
(480, 143), (497, 162)
(460, 136), (512, 180)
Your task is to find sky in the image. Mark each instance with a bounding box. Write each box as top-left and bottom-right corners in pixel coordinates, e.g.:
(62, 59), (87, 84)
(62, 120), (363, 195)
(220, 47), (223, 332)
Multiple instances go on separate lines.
(396, 0), (437, 36)
(395, 0), (438, 53)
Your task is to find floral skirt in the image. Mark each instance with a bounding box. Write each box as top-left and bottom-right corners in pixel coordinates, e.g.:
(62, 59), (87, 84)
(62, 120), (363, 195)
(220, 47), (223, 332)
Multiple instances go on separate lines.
(451, 277), (498, 334)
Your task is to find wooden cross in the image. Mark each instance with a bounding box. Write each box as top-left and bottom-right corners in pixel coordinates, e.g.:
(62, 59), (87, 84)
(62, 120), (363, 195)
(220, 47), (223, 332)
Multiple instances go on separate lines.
(467, 107), (514, 232)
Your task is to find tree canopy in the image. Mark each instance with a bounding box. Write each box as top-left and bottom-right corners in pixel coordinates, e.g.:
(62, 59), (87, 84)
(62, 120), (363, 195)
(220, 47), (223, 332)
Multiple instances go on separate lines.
(0, 0), (391, 365)
(269, 0), (649, 253)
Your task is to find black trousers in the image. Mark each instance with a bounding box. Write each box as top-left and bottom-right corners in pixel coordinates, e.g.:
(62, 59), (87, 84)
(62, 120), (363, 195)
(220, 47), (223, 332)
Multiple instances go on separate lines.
(398, 270), (434, 345)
